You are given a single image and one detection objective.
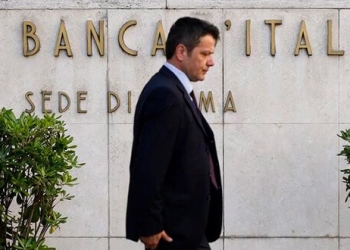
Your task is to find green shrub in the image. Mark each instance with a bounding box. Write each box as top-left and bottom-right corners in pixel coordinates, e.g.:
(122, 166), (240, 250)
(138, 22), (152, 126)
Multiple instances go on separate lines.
(0, 108), (84, 249)
(338, 129), (350, 203)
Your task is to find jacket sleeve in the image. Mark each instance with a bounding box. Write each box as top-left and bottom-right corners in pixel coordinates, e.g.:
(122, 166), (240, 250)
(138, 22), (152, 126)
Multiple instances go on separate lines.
(130, 86), (182, 237)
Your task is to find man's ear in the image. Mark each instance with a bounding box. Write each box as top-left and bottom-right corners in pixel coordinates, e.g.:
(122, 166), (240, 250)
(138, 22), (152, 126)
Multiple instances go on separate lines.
(175, 44), (187, 62)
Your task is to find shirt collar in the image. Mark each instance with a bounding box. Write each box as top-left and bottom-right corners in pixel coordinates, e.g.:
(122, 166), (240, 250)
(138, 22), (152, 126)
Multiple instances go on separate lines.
(164, 62), (193, 95)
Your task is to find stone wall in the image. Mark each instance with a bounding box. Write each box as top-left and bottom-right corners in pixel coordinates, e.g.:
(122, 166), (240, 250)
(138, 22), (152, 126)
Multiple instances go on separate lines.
(0, 1), (349, 249)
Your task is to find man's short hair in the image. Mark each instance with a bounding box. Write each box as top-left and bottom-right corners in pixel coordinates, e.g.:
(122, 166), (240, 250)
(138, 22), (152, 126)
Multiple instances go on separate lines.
(165, 17), (220, 59)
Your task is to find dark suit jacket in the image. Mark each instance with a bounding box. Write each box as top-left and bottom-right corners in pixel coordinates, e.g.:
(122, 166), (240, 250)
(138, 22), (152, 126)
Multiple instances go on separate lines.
(126, 66), (222, 250)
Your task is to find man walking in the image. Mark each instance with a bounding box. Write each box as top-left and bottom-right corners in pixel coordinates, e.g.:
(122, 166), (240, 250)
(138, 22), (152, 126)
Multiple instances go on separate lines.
(126, 16), (222, 250)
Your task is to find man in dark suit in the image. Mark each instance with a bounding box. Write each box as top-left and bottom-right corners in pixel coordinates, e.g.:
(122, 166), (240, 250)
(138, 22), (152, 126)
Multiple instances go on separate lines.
(126, 17), (222, 250)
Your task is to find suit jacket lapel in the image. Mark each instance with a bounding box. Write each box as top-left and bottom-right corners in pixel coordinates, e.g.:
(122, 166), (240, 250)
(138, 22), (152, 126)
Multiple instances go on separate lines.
(159, 66), (208, 137)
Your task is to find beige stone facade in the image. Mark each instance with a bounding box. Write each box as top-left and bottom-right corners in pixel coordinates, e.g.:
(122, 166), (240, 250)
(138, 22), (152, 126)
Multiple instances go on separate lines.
(0, 1), (349, 249)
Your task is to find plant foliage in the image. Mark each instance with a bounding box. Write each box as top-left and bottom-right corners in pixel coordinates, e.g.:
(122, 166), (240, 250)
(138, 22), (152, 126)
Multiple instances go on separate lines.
(0, 108), (84, 249)
(338, 129), (350, 203)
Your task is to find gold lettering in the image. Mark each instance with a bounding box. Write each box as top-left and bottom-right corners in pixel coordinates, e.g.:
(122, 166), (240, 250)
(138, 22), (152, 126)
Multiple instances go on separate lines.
(246, 20), (251, 56)
(294, 20), (312, 56)
(327, 20), (344, 56)
(25, 91), (35, 113)
(128, 91), (132, 113)
(224, 91), (237, 113)
(41, 90), (52, 114)
(199, 91), (215, 113)
(77, 91), (87, 113)
(118, 20), (138, 56)
(23, 21), (40, 57)
(265, 19), (282, 56)
(58, 91), (71, 113)
(152, 21), (166, 56)
(54, 20), (73, 57)
(224, 20), (232, 31)
(87, 20), (105, 56)
(108, 91), (120, 113)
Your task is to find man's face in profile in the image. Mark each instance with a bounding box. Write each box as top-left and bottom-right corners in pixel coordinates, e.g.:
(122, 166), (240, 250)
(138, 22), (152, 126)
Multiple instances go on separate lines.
(181, 34), (216, 82)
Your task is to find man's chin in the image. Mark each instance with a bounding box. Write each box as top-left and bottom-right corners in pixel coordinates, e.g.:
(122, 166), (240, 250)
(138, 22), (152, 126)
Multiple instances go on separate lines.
(189, 75), (206, 82)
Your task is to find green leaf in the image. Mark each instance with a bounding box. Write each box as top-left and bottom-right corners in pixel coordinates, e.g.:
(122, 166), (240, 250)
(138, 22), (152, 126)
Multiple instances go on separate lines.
(31, 204), (40, 223)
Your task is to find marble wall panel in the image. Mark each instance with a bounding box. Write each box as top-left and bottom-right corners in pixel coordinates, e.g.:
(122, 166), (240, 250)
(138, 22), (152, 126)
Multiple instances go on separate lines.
(339, 10), (350, 124)
(2, 0), (350, 10)
(51, 123), (109, 237)
(107, 9), (223, 124)
(340, 239), (350, 250)
(224, 9), (339, 124)
(210, 238), (223, 250)
(109, 124), (133, 237)
(224, 124), (338, 237)
(168, 0), (350, 9)
(224, 238), (338, 250)
(46, 237), (108, 250)
(0, 10), (108, 124)
(111, 238), (145, 250)
(0, 0), (165, 9)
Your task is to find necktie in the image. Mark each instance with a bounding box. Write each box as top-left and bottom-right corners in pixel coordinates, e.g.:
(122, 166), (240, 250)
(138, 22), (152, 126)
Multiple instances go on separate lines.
(190, 91), (199, 113)
(189, 91), (219, 189)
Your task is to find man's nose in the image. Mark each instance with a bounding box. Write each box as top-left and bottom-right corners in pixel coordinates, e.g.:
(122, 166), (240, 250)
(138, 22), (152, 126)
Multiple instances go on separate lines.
(207, 57), (215, 67)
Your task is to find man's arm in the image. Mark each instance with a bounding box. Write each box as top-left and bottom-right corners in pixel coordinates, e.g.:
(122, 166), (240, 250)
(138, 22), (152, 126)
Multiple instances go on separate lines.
(131, 86), (181, 238)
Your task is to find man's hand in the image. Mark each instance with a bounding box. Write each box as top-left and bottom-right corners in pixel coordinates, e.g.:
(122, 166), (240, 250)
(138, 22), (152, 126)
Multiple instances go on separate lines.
(140, 230), (173, 250)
